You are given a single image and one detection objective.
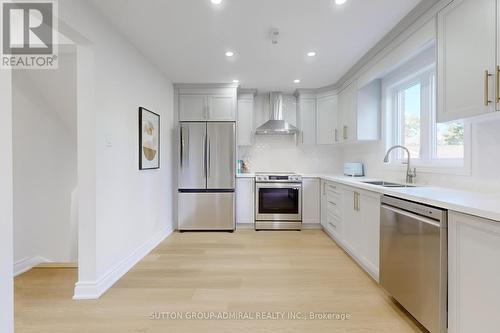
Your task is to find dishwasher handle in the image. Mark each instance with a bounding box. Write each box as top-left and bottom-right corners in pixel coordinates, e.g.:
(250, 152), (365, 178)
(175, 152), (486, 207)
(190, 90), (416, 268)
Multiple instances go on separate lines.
(381, 204), (442, 228)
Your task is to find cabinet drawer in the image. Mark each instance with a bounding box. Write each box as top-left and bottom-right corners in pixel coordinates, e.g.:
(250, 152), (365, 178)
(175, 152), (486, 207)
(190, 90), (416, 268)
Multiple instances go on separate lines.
(325, 213), (341, 236)
(327, 200), (341, 219)
(325, 221), (337, 235)
(327, 210), (341, 225)
(326, 183), (341, 195)
(326, 190), (340, 201)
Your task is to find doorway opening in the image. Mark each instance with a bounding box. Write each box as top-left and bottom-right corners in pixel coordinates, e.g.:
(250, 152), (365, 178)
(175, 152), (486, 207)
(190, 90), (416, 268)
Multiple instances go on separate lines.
(12, 44), (78, 279)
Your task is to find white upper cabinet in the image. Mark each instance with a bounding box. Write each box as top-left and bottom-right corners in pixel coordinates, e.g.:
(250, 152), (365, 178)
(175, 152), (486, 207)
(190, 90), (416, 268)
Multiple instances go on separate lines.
(337, 80), (380, 144)
(295, 85), (378, 145)
(437, 0), (497, 122)
(177, 85), (237, 122)
(316, 95), (338, 145)
(179, 95), (207, 121)
(207, 95), (235, 121)
(237, 91), (256, 146)
(297, 97), (317, 145)
(295, 90), (338, 145)
(338, 82), (358, 143)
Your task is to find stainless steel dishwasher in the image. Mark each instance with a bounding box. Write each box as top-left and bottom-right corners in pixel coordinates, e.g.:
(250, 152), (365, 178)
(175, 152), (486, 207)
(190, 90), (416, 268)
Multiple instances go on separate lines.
(380, 195), (447, 333)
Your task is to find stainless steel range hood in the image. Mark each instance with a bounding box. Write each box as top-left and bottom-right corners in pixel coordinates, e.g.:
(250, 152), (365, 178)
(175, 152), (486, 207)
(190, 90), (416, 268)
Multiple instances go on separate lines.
(255, 92), (298, 135)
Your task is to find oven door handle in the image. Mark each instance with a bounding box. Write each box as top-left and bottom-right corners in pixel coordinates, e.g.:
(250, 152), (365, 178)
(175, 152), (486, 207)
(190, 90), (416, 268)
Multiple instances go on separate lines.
(256, 183), (302, 189)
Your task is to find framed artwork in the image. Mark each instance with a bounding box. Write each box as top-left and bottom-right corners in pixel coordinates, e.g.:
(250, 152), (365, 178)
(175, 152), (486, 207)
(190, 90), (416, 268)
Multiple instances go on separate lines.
(139, 107), (160, 170)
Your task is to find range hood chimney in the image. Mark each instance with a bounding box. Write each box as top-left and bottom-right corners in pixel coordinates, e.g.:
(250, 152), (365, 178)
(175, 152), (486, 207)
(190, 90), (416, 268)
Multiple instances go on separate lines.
(255, 92), (298, 135)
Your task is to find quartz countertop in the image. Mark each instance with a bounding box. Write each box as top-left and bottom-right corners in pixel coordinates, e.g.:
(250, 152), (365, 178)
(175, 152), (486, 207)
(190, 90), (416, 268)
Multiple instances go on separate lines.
(236, 173), (321, 178)
(311, 174), (500, 223)
(235, 172), (500, 222)
(236, 173), (255, 178)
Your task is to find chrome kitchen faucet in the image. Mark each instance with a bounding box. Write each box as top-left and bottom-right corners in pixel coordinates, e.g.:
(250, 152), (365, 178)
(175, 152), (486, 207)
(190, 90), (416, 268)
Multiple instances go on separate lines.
(383, 145), (417, 184)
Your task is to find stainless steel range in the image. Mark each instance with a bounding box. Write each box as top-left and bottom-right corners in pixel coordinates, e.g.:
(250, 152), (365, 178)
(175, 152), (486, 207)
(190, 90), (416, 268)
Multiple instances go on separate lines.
(254, 173), (302, 230)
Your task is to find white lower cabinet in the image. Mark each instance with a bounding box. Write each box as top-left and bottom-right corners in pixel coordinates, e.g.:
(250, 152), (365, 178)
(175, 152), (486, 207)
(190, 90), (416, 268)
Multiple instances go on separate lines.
(320, 180), (328, 228)
(448, 211), (500, 333)
(302, 178), (320, 225)
(324, 182), (343, 238)
(342, 187), (360, 254)
(236, 178), (254, 225)
(357, 190), (380, 279)
(322, 181), (380, 281)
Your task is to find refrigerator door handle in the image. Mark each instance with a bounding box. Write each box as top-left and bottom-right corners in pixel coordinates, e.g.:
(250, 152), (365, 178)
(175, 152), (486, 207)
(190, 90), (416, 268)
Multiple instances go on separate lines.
(204, 130), (208, 178)
(179, 126), (183, 168)
(208, 138), (211, 177)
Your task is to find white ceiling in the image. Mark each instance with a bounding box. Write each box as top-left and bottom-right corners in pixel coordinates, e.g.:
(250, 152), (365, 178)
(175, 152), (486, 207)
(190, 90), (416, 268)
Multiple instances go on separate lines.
(90, 0), (421, 92)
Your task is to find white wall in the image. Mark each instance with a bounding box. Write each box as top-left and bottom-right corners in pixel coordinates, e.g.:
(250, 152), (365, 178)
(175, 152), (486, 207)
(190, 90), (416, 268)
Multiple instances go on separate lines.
(0, 69), (14, 333)
(58, 0), (175, 297)
(12, 52), (78, 272)
(239, 93), (343, 174)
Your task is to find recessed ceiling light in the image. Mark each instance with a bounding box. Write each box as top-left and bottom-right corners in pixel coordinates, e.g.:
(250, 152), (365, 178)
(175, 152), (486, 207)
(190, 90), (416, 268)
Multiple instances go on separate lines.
(225, 51), (234, 57)
(232, 79), (239, 83)
(307, 51), (317, 57)
(211, 0), (222, 5)
(335, 0), (347, 5)
(294, 79), (301, 84)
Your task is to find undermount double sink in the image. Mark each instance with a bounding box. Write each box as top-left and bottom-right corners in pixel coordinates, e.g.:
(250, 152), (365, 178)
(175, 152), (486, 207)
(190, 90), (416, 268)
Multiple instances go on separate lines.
(362, 180), (417, 188)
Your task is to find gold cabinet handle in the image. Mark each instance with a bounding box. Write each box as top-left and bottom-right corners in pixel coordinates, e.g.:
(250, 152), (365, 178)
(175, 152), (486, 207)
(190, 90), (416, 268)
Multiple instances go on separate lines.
(353, 192), (360, 212)
(496, 66), (500, 104)
(485, 70), (493, 106)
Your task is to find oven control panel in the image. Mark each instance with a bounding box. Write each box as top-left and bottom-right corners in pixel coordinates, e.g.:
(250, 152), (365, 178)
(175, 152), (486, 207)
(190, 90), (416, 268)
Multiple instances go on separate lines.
(255, 174), (302, 182)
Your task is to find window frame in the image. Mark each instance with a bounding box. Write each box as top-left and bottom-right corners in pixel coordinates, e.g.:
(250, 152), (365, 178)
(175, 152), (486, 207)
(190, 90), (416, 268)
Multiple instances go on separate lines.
(384, 65), (471, 175)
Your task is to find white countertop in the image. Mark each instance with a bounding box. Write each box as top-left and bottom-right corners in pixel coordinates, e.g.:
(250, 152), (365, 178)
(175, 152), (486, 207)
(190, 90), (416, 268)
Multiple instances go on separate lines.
(236, 173), (255, 178)
(237, 173), (500, 222)
(314, 174), (500, 223)
(236, 173), (320, 178)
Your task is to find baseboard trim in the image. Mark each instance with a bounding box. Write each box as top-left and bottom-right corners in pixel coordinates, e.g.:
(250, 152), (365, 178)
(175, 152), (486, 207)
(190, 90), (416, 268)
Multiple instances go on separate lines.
(236, 223), (254, 230)
(236, 223), (323, 230)
(14, 256), (50, 276)
(302, 224), (323, 230)
(73, 227), (172, 300)
(36, 262), (78, 268)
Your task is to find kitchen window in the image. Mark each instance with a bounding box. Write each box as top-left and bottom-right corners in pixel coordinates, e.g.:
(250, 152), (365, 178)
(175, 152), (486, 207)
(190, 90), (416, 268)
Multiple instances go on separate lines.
(387, 65), (468, 169)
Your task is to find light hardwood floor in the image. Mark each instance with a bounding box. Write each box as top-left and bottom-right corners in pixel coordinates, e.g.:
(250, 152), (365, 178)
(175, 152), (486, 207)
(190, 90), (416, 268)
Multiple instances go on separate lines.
(15, 230), (426, 333)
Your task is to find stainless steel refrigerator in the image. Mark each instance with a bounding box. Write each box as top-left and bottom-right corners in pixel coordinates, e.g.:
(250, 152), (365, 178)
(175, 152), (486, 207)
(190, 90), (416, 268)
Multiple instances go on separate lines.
(178, 122), (236, 231)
